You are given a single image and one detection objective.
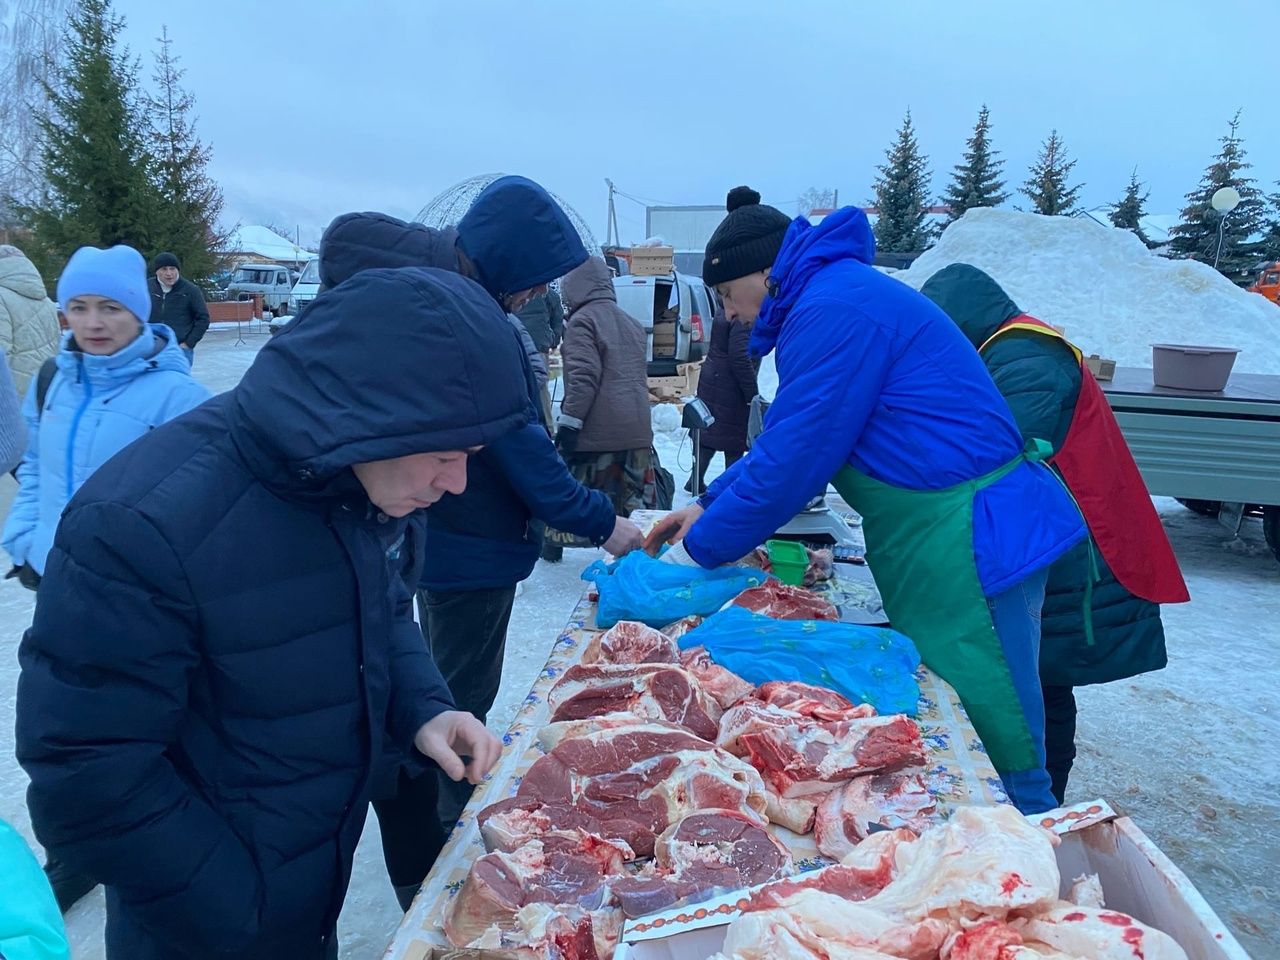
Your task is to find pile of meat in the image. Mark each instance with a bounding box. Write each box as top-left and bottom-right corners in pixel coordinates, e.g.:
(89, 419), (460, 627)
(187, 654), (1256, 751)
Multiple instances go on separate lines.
(708, 804), (1189, 960)
(444, 616), (932, 958)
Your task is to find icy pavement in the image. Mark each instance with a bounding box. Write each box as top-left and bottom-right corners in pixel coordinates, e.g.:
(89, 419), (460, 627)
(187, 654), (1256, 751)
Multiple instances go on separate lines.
(0, 326), (1275, 958)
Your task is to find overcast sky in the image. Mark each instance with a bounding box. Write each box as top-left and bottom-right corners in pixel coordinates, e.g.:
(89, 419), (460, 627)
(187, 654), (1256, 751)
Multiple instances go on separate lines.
(107, 0), (1280, 248)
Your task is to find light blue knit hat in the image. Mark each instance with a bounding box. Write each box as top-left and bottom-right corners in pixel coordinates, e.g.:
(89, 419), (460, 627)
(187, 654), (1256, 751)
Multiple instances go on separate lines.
(56, 245), (152, 323)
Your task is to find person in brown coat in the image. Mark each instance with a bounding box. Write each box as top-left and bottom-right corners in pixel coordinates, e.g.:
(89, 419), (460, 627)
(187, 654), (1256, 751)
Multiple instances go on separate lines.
(546, 256), (655, 560)
(687, 308), (759, 495)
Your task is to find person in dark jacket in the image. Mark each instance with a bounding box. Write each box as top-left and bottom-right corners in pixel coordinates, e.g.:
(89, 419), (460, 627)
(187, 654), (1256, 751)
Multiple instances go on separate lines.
(318, 178), (644, 907)
(920, 263), (1189, 803)
(516, 288), (564, 428)
(546, 256), (656, 560)
(687, 308), (758, 494)
(147, 252), (209, 362)
(15, 267), (520, 960)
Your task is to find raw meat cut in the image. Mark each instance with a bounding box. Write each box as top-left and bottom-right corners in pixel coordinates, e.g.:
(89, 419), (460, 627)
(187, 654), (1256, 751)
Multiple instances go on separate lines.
(754, 680), (877, 721)
(942, 918), (1028, 960)
(717, 700), (807, 755)
(611, 810), (793, 917)
(678, 645), (754, 709)
(814, 769), (938, 859)
(660, 615), (704, 639)
(862, 804), (1061, 922)
(745, 828), (916, 911)
(537, 715), (685, 753)
(1012, 904), (1189, 960)
(737, 714), (927, 798)
(443, 831), (629, 949)
(548, 663), (720, 740)
(1066, 873), (1105, 908)
(718, 888), (950, 960)
(515, 723), (767, 858)
(581, 621), (678, 665)
(477, 796), (632, 854)
(465, 902), (621, 960)
(730, 580), (840, 621)
(763, 785), (818, 834)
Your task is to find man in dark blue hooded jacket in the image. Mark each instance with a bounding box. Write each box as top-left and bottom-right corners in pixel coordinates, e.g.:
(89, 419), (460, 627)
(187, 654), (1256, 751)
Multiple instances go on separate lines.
(15, 267), (524, 959)
(319, 176), (645, 908)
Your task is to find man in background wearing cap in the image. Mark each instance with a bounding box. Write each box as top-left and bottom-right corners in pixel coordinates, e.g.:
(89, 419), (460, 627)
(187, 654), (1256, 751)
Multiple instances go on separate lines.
(319, 175), (645, 908)
(17, 267), (525, 958)
(148, 252), (210, 363)
(648, 187), (1086, 814)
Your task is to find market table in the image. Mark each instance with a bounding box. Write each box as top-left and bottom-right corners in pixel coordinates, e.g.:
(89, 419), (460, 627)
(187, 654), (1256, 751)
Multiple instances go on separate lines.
(383, 549), (1007, 960)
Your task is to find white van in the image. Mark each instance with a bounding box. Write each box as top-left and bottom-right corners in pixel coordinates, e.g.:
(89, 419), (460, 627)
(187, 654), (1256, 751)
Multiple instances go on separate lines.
(612, 271), (712, 377)
(288, 258), (321, 314)
(226, 263), (295, 312)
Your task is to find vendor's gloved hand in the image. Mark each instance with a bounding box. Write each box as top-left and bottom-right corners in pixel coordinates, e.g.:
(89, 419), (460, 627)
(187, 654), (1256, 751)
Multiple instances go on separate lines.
(554, 425), (580, 456)
(602, 516), (644, 557)
(643, 504), (705, 557)
(413, 710), (503, 785)
(4, 563), (40, 592)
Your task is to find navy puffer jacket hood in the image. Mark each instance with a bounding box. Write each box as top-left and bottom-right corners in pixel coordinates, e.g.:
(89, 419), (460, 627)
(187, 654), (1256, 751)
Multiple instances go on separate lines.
(233, 266), (529, 488)
(457, 176), (588, 298)
(318, 212), (459, 290)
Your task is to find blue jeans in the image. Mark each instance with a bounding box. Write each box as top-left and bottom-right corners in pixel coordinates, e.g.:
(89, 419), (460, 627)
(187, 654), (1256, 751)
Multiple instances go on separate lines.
(987, 567), (1057, 814)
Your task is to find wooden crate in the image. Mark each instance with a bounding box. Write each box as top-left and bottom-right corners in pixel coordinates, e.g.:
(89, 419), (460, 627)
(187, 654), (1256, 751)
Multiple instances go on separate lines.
(631, 246), (675, 276)
(648, 362), (701, 402)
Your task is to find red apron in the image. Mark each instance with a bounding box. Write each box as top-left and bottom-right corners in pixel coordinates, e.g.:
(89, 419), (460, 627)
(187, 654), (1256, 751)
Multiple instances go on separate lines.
(981, 316), (1189, 605)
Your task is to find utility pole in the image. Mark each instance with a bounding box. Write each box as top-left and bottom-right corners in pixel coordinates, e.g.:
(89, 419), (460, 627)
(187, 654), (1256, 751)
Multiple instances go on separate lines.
(605, 178), (620, 248)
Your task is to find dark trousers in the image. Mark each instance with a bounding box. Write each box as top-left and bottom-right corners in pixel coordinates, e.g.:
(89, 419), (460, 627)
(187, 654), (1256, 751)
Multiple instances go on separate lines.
(686, 448), (742, 495)
(371, 768), (446, 889)
(417, 585), (517, 828)
(1042, 684), (1078, 805)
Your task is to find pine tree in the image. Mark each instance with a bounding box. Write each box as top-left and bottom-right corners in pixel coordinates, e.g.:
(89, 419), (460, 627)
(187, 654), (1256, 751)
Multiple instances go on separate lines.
(144, 25), (225, 284)
(1020, 130), (1083, 216)
(1169, 112), (1266, 281)
(16, 0), (164, 286)
(941, 105), (1007, 226)
(1109, 169), (1151, 246)
(1259, 184), (1280, 264)
(873, 110), (932, 253)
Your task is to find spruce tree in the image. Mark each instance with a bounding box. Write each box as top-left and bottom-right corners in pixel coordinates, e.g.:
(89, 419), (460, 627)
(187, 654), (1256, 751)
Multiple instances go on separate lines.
(17, 0), (164, 286)
(873, 110), (932, 253)
(145, 25), (225, 284)
(1169, 111), (1265, 281)
(941, 105), (1007, 225)
(1020, 130), (1082, 216)
(1109, 169), (1151, 246)
(1259, 185), (1280, 265)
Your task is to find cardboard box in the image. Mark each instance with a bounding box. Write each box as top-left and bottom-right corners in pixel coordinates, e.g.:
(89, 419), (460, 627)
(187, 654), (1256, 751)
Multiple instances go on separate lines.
(631, 246), (675, 276)
(1086, 353), (1117, 381)
(618, 800), (1250, 960)
(649, 363), (701, 402)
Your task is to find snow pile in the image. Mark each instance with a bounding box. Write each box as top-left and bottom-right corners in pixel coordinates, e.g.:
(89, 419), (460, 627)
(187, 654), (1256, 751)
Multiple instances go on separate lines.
(651, 403), (683, 436)
(897, 208), (1280, 374)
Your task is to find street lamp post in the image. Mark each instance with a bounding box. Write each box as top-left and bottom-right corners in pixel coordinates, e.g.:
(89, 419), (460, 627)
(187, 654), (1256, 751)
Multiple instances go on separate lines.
(1211, 186), (1241, 271)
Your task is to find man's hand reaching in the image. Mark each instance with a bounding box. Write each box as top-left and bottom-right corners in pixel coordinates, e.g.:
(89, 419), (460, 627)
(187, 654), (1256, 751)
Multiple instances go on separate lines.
(413, 711), (503, 785)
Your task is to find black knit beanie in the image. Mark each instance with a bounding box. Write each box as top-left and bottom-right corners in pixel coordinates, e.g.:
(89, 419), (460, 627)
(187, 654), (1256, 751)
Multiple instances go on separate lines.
(702, 186), (791, 286)
(151, 251), (180, 272)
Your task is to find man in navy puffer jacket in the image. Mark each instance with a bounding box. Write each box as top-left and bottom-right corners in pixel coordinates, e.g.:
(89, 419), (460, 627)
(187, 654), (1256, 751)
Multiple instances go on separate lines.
(15, 267), (524, 959)
(319, 176), (645, 908)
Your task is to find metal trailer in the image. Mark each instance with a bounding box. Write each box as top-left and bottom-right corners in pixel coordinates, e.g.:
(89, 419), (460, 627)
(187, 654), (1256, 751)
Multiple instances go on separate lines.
(1102, 367), (1280, 565)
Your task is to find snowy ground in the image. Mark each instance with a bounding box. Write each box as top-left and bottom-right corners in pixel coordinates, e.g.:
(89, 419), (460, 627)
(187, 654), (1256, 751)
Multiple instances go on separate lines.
(0, 326), (1275, 958)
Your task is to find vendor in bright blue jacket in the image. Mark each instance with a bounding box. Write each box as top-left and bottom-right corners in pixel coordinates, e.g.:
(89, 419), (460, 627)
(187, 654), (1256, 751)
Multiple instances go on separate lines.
(650, 187), (1086, 814)
(318, 178), (643, 908)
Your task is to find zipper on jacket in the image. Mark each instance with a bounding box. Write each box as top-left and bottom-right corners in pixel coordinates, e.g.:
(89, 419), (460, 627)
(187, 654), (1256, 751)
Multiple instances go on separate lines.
(65, 356), (94, 502)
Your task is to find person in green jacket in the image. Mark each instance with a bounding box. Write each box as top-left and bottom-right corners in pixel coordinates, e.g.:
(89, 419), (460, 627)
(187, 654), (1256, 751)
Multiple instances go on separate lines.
(921, 263), (1189, 803)
(0, 820), (70, 960)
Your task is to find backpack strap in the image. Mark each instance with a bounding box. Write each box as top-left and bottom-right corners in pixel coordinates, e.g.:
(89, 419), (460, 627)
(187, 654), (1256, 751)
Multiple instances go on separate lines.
(35, 357), (57, 421)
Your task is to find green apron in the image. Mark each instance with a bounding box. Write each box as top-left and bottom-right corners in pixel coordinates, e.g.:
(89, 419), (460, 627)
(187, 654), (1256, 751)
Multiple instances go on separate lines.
(832, 445), (1049, 774)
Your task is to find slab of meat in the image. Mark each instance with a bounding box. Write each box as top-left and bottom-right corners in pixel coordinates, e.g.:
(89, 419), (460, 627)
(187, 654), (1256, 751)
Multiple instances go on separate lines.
(738, 714), (927, 798)
(581, 621), (679, 665)
(678, 645), (754, 709)
(443, 831), (630, 950)
(744, 828), (916, 911)
(660, 615), (703, 639)
(548, 663), (720, 740)
(1011, 904), (1189, 960)
(763, 785), (818, 834)
(537, 715), (688, 753)
(813, 769), (938, 859)
(730, 580), (840, 621)
(754, 680), (877, 722)
(612, 810), (793, 918)
(515, 723), (766, 858)
(464, 902), (622, 960)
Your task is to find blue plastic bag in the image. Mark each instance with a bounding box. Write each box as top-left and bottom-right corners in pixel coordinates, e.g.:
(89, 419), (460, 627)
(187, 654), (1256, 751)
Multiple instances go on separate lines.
(677, 606), (922, 716)
(582, 551), (769, 629)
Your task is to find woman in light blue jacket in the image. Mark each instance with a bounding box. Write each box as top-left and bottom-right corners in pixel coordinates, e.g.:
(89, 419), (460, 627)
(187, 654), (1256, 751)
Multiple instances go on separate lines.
(3, 244), (210, 585)
(0, 819), (69, 960)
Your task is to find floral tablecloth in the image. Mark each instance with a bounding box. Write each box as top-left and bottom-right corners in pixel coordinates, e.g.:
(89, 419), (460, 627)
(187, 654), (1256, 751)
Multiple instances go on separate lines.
(384, 567), (1007, 960)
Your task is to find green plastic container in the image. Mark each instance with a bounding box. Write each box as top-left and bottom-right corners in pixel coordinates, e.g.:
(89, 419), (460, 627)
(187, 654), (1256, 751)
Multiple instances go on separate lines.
(765, 539), (808, 586)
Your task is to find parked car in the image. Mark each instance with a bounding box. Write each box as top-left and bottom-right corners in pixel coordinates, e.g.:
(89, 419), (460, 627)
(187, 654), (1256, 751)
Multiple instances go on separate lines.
(226, 263), (296, 312)
(288, 258), (321, 314)
(612, 271), (711, 377)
